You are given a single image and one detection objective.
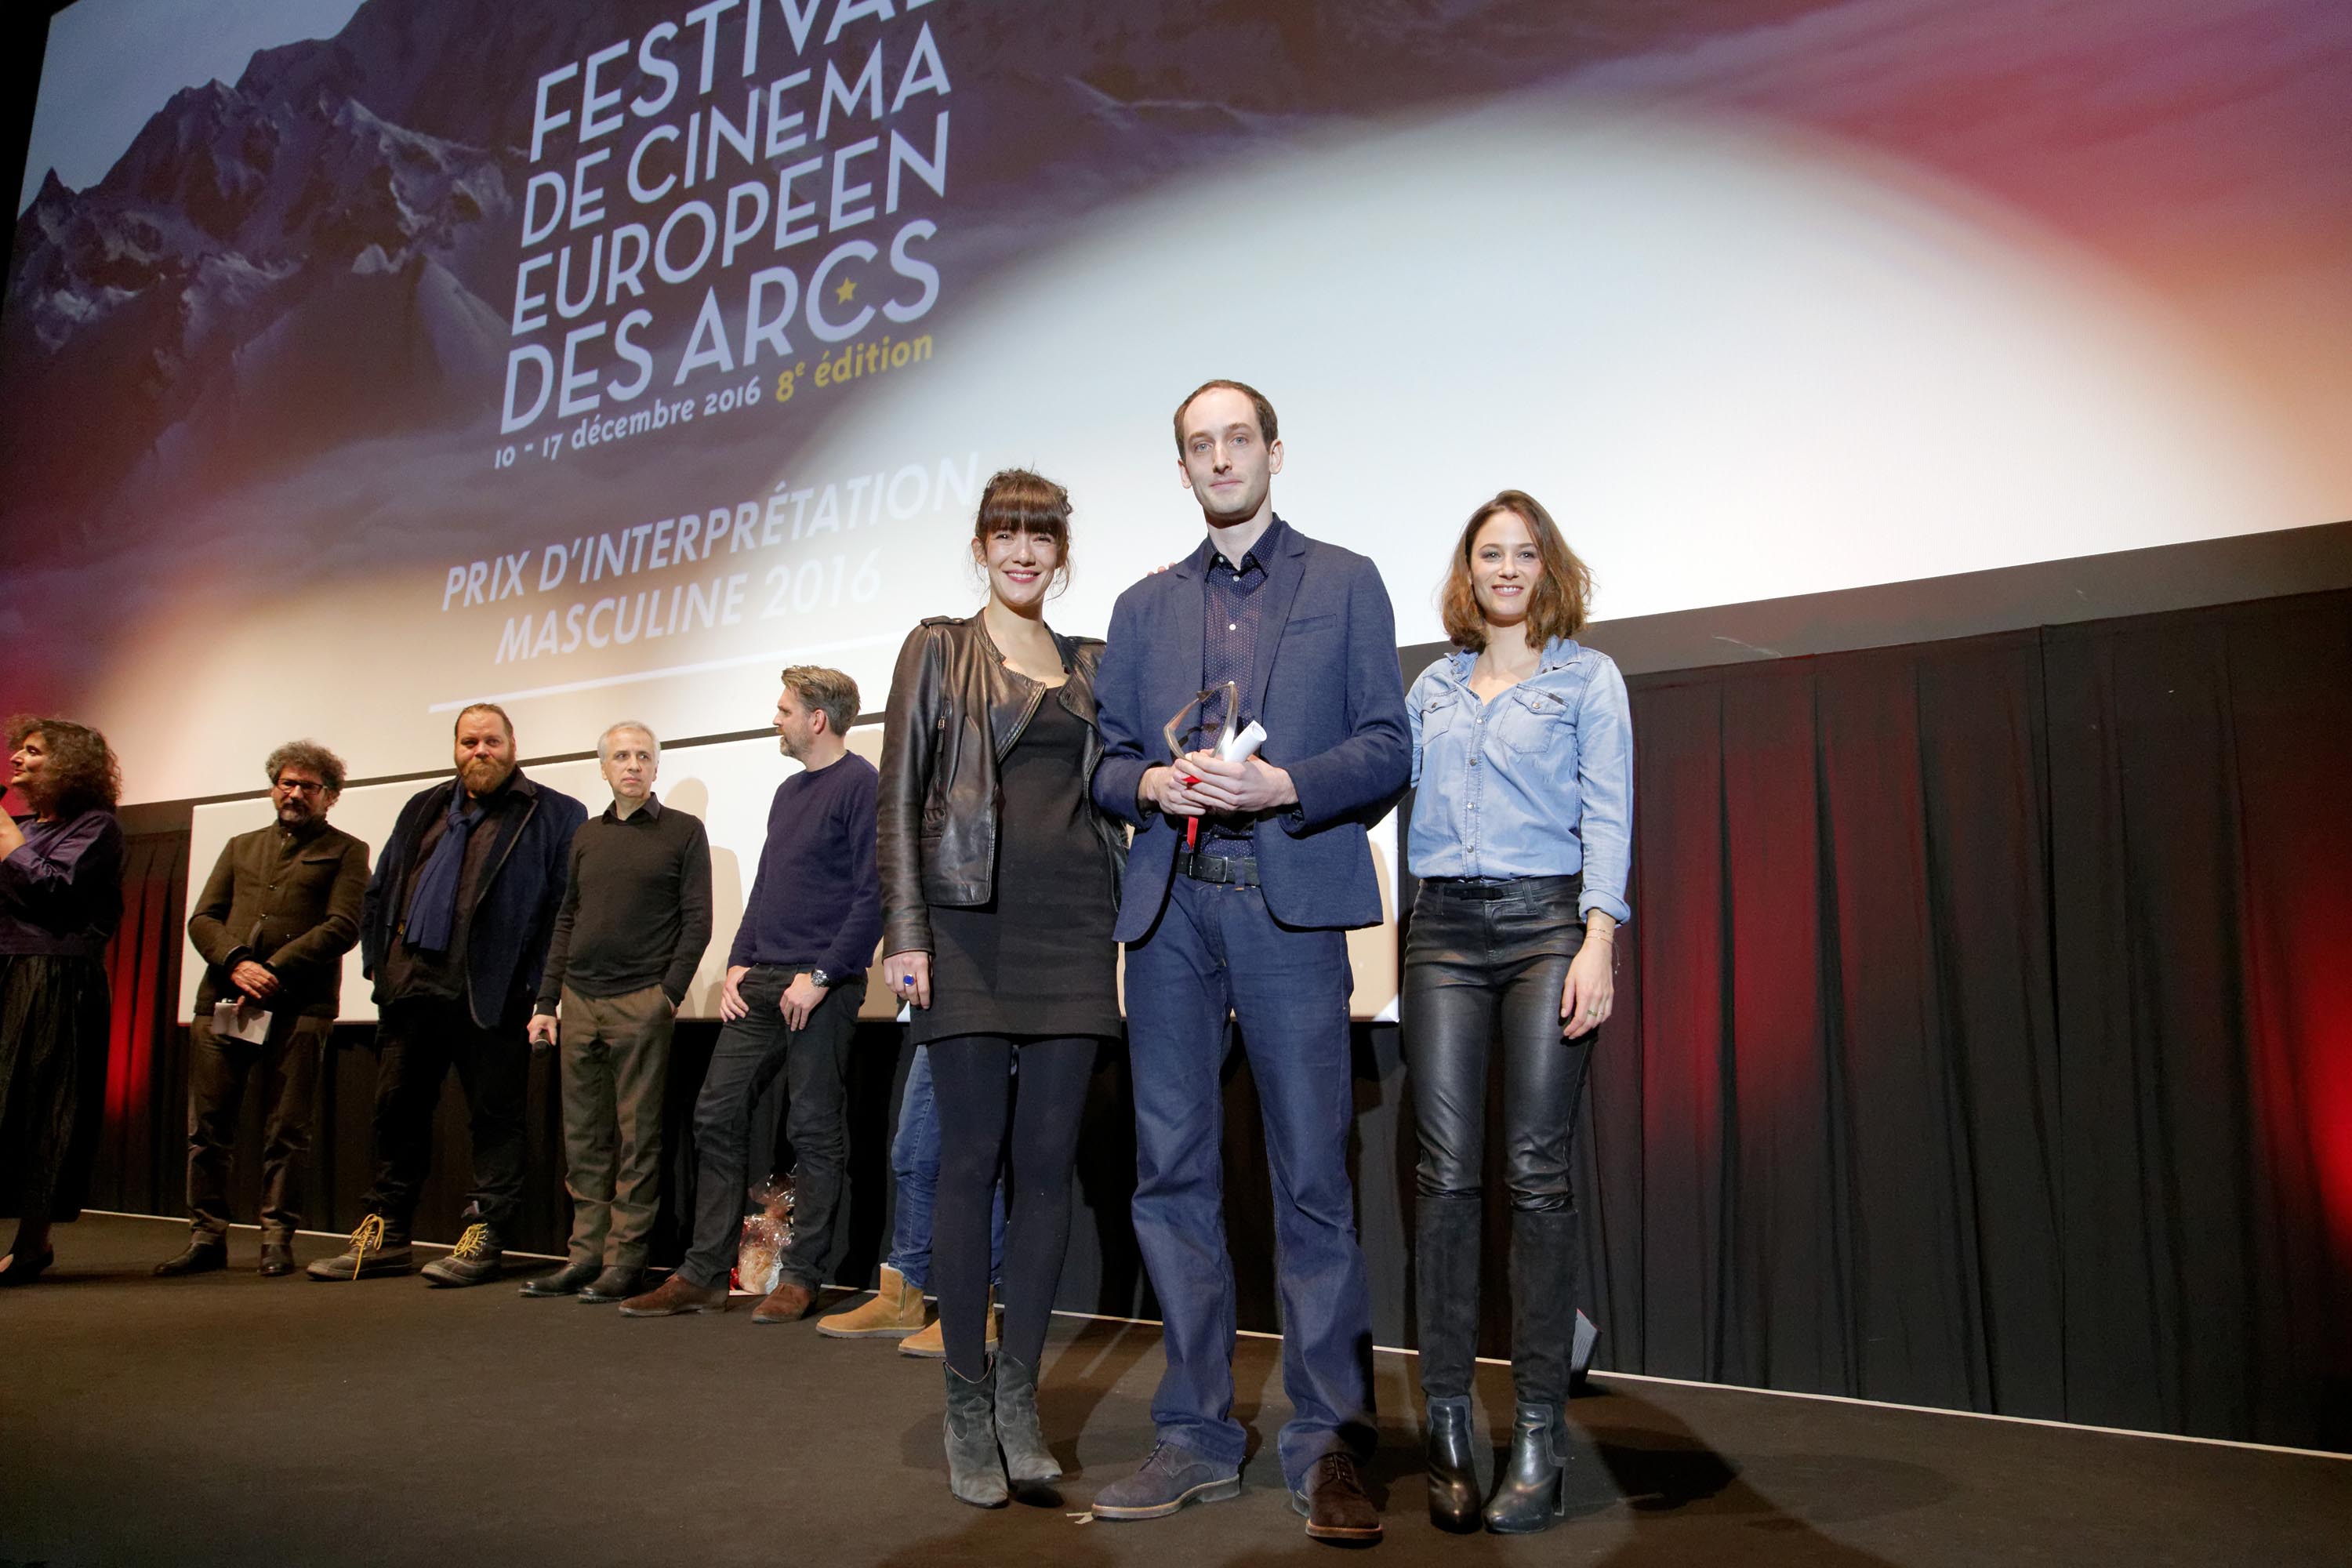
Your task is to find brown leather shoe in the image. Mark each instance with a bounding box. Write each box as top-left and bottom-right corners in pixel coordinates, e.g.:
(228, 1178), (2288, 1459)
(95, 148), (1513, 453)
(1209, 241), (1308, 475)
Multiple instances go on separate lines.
(1293, 1452), (1383, 1544)
(617, 1273), (731, 1317)
(751, 1277), (815, 1323)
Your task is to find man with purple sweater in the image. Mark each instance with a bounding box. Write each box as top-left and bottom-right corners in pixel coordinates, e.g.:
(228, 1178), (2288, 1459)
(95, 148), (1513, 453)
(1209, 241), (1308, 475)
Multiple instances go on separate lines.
(622, 666), (879, 1322)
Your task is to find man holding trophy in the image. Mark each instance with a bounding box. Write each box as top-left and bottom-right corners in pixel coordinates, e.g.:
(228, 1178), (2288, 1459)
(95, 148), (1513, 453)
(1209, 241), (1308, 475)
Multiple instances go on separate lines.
(1087, 379), (1410, 1544)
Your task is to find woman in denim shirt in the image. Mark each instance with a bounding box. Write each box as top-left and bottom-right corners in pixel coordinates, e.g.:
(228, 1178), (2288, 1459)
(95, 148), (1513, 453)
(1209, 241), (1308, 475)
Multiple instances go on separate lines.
(1404, 489), (1632, 1534)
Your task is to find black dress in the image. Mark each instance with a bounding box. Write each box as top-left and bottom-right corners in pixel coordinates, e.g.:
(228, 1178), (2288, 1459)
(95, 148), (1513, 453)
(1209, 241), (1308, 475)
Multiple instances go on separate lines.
(915, 691), (1120, 1044)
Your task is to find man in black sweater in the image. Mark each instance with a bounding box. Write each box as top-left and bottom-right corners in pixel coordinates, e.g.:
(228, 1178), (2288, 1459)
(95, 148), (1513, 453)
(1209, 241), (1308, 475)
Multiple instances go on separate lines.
(521, 721), (712, 1305)
(622, 666), (879, 1323)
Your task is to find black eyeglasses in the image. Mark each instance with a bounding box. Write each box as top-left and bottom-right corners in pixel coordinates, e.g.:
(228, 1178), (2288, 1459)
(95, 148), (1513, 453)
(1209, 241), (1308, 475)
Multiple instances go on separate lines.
(274, 779), (327, 794)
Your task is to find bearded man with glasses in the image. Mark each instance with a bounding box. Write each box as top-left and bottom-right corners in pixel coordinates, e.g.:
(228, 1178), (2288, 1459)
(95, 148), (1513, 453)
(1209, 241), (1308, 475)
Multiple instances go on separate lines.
(159, 742), (369, 1279)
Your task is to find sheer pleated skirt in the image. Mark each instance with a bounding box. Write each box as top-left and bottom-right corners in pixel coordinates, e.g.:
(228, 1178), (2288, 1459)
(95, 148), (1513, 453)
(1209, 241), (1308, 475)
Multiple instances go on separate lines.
(0, 953), (111, 1221)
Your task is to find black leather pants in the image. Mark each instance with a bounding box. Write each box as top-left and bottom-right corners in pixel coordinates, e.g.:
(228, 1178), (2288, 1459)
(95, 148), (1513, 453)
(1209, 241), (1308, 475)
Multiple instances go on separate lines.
(1403, 877), (1592, 1405)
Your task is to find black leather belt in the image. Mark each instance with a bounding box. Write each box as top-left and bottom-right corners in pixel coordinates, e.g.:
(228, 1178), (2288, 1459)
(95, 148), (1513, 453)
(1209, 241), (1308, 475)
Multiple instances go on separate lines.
(1427, 874), (1580, 902)
(1174, 851), (1260, 887)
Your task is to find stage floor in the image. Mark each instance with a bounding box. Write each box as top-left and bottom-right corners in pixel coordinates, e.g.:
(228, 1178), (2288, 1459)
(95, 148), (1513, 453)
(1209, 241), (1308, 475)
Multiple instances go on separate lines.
(2, 1214), (2343, 1566)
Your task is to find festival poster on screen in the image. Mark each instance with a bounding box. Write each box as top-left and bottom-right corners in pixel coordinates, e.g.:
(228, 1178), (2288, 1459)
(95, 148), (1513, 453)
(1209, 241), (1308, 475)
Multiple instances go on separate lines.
(9, 0), (1022, 793)
(5, 0), (2349, 803)
(477, 2), (956, 675)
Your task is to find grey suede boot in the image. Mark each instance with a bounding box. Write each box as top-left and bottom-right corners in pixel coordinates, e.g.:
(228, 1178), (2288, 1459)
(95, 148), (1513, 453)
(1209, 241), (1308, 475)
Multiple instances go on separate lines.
(943, 1359), (1009, 1507)
(993, 1352), (1061, 1483)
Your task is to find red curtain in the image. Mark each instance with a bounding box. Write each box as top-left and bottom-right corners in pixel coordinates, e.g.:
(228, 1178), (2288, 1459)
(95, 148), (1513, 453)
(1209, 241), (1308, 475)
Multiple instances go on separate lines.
(97, 828), (187, 1218)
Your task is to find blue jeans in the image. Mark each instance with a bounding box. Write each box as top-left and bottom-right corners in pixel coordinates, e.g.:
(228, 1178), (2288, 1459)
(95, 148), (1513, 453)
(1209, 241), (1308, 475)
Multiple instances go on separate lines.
(1124, 874), (1377, 1490)
(883, 1044), (1004, 1289)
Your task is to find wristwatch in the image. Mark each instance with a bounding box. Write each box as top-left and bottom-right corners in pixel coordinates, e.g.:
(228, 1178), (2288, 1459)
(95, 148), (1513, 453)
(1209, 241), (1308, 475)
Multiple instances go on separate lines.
(808, 967), (833, 989)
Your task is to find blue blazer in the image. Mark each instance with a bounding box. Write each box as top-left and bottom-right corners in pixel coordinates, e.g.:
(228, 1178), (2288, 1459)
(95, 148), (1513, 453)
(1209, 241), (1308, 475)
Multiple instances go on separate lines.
(1092, 516), (1410, 941)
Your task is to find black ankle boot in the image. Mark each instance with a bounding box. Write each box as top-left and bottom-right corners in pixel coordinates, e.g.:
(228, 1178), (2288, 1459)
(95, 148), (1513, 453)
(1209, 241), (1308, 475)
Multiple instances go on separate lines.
(942, 1359), (1009, 1508)
(1424, 1395), (1480, 1533)
(1484, 1206), (1581, 1532)
(1483, 1401), (1568, 1533)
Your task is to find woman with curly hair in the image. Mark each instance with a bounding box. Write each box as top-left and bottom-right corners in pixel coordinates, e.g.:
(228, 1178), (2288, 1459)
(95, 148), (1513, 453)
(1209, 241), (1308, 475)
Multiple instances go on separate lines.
(1, 715), (125, 1285)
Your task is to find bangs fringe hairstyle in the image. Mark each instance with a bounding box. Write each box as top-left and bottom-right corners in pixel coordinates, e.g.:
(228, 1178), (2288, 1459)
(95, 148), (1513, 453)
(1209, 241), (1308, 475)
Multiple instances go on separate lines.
(972, 467), (1073, 592)
(1439, 489), (1594, 652)
(5, 714), (123, 816)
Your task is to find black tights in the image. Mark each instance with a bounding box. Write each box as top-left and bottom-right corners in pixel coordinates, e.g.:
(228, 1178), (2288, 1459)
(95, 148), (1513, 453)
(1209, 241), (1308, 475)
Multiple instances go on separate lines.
(927, 1034), (1097, 1378)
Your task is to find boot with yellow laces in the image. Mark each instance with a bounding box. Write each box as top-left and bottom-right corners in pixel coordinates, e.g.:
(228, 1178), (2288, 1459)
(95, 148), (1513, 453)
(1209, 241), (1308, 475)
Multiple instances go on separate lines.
(303, 1214), (412, 1280)
(420, 1205), (506, 1287)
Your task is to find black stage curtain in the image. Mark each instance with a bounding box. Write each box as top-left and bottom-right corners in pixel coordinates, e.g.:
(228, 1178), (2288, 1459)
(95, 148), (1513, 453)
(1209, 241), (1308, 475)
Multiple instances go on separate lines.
(83, 591), (2352, 1450)
(1580, 629), (2070, 1418)
(2042, 596), (2352, 1447)
(1570, 590), (2352, 1450)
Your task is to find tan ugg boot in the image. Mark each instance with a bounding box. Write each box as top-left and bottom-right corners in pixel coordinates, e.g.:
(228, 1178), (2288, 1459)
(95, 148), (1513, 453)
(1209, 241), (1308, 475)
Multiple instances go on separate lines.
(815, 1263), (927, 1338)
(901, 1292), (997, 1359)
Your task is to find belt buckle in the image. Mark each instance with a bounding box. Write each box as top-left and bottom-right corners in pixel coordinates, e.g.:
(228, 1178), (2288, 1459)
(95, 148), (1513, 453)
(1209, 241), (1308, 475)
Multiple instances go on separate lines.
(1181, 850), (1253, 887)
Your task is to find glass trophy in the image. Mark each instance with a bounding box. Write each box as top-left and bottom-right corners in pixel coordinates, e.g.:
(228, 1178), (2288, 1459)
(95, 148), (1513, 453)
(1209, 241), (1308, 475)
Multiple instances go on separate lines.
(1163, 682), (1240, 850)
(1163, 680), (1240, 765)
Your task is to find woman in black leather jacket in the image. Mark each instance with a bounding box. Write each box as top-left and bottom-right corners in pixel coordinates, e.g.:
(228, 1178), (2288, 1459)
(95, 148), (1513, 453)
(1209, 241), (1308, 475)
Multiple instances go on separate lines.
(877, 468), (1124, 1508)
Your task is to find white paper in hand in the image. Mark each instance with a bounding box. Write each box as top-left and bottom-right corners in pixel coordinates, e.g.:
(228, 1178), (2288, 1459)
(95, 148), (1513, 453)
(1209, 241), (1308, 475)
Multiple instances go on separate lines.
(1219, 720), (1267, 764)
(211, 998), (273, 1044)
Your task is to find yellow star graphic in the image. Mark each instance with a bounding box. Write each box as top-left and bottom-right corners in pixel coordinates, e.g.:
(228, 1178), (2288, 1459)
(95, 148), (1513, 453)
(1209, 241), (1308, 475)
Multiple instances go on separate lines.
(834, 277), (858, 304)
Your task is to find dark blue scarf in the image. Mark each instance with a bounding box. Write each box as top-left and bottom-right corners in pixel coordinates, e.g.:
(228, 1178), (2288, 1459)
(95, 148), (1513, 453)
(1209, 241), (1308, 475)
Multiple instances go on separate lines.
(401, 789), (485, 953)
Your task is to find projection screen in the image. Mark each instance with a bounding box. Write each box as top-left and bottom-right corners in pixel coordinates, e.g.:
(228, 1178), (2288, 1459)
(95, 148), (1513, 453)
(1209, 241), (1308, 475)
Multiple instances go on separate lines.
(5, 0), (2349, 809)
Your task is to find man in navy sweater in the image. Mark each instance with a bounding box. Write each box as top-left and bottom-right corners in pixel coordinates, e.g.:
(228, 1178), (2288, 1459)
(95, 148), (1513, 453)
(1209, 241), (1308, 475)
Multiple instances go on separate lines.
(622, 666), (880, 1322)
(1088, 380), (1410, 1543)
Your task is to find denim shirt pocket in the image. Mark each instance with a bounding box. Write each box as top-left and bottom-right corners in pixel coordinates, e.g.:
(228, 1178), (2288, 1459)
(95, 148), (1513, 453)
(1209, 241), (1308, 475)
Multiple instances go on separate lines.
(1420, 689), (1464, 736)
(1496, 684), (1569, 755)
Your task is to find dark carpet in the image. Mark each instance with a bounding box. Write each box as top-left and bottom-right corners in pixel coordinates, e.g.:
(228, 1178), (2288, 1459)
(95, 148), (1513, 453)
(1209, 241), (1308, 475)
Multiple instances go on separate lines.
(1, 1215), (2343, 1567)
